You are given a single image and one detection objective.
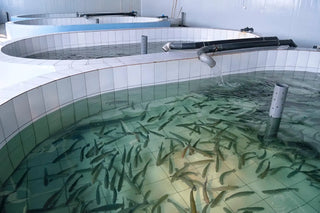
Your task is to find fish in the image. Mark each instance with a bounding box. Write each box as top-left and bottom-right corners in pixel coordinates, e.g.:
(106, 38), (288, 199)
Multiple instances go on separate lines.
(156, 143), (164, 166)
(90, 149), (115, 165)
(147, 115), (160, 123)
(237, 207), (265, 211)
(157, 150), (174, 166)
(171, 165), (190, 182)
(216, 155), (220, 172)
(167, 199), (187, 213)
(48, 164), (78, 182)
(257, 150), (267, 159)
(262, 187), (298, 194)
(157, 206), (162, 213)
(103, 128), (116, 136)
(240, 152), (256, 167)
(80, 144), (90, 162)
(141, 159), (152, 177)
(68, 174), (83, 192)
(95, 124), (106, 139)
(151, 194), (169, 213)
(143, 190), (151, 203)
(269, 166), (291, 175)
(110, 170), (117, 191)
(189, 146), (215, 158)
(287, 162), (304, 178)
(169, 132), (190, 144)
(113, 188), (117, 204)
(65, 171), (77, 186)
(190, 187), (197, 213)
(158, 110), (167, 120)
(184, 159), (215, 166)
(44, 168), (49, 186)
(132, 170), (143, 184)
(108, 151), (119, 170)
(120, 120), (131, 134)
(202, 203), (210, 213)
(203, 178), (210, 204)
(255, 159), (268, 174)
(169, 157), (174, 174)
(224, 191), (255, 201)
(126, 146), (134, 163)
(52, 138), (82, 163)
(182, 146), (189, 158)
(210, 191), (226, 208)
(211, 185), (240, 191)
(96, 183), (101, 205)
(202, 163), (211, 178)
(122, 147), (127, 164)
(149, 130), (165, 137)
(219, 169), (236, 185)
(158, 120), (171, 131)
(89, 203), (124, 212)
(128, 163), (133, 178)
(104, 169), (109, 189)
(223, 207), (232, 213)
(168, 110), (181, 121)
(143, 134), (150, 148)
(117, 166), (125, 192)
(134, 147), (142, 168)
(92, 162), (104, 184)
(138, 122), (149, 135)
(43, 186), (64, 209)
(258, 161), (270, 179)
(272, 152), (293, 163)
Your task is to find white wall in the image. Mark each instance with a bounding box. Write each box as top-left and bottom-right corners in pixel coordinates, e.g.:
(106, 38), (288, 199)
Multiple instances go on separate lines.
(0, 0), (141, 23)
(141, 0), (320, 48)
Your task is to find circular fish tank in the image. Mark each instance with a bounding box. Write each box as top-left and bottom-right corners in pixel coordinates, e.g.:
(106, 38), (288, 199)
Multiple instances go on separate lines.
(5, 16), (170, 39)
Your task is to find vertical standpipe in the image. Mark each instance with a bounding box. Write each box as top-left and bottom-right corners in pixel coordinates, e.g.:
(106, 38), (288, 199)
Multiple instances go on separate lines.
(96, 18), (100, 24)
(141, 35), (148, 54)
(181, 12), (186, 26)
(264, 83), (289, 140)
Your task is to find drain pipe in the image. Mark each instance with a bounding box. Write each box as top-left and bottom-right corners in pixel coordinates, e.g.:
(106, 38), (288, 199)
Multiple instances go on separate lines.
(264, 83), (289, 141)
(141, 35), (148, 54)
(95, 18), (99, 24)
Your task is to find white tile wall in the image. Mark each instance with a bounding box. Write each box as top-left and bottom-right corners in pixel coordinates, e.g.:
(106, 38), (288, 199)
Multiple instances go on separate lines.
(230, 54), (241, 72)
(13, 93), (32, 128)
(57, 77), (73, 106)
(85, 71), (100, 96)
(296, 51), (310, 70)
(77, 32), (86, 47)
(275, 50), (288, 68)
(266, 50), (277, 69)
(0, 100), (18, 138)
(27, 87), (46, 120)
(141, 63), (155, 85)
(71, 74), (87, 100)
(113, 67), (128, 89)
(285, 51), (298, 69)
(178, 60), (190, 80)
(221, 54), (232, 74)
(247, 51), (258, 71)
(256, 51), (268, 69)
(166, 61), (179, 82)
(307, 52), (320, 68)
(239, 52), (249, 71)
(155, 62), (167, 83)
(99, 68), (114, 92)
(189, 59), (201, 78)
(42, 82), (59, 112)
(200, 61), (211, 78)
(127, 65), (141, 87)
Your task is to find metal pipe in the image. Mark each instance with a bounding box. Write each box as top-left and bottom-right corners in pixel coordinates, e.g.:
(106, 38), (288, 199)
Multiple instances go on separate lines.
(96, 18), (99, 24)
(141, 35), (148, 54)
(181, 12), (186, 26)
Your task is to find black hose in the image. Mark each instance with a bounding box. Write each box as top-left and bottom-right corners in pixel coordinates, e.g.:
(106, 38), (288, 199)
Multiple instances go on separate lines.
(167, 36), (279, 50)
(79, 11), (137, 17)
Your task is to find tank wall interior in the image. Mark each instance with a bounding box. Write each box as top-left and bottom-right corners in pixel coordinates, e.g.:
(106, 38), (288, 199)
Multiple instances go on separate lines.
(11, 13), (79, 22)
(2, 28), (257, 57)
(5, 17), (170, 39)
(0, 0), (141, 23)
(0, 48), (320, 183)
(0, 28), (257, 89)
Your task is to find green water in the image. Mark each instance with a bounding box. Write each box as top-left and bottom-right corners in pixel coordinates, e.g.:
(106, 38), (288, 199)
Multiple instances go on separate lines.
(26, 41), (171, 60)
(1, 71), (320, 213)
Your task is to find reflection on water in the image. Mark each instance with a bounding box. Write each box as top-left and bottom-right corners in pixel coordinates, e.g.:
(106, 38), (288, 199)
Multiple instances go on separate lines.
(1, 71), (320, 213)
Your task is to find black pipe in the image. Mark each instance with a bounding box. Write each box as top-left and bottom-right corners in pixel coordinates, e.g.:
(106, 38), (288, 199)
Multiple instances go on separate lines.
(6, 12), (10, 22)
(162, 36), (279, 51)
(79, 11), (137, 17)
(197, 37), (297, 67)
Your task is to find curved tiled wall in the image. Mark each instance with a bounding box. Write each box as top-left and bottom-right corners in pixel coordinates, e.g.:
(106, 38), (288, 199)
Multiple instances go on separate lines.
(0, 47), (319, 184)
(0, 27), (257, 88)
(11, 13), (79, 22)
(6, 17), (170, 39)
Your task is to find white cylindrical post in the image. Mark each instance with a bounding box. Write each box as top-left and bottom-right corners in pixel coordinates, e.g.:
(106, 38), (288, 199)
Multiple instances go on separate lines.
(181, 12), (186, 26)
(141, 35), (148, 54)
(264, 83), (289, 141)
(269, 83), (289, 118)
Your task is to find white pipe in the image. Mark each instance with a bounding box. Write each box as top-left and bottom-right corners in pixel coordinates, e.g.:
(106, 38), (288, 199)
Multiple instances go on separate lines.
(141, 35), (148, 54)
(269, 83), (289, 118)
